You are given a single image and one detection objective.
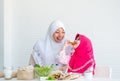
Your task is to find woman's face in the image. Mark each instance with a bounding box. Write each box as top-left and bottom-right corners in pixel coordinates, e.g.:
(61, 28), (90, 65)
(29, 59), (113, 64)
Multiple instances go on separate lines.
(53, 27), (65, 43)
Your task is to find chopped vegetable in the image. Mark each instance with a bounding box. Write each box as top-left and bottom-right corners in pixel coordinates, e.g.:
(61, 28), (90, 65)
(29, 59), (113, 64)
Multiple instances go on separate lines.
(35, 64), (54, 77)
(34, 64), (40, 68)
(46, 75), (56, 80)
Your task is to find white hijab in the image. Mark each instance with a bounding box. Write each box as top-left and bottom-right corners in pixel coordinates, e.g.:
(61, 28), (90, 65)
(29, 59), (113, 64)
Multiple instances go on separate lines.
(32, 20), (66, 67)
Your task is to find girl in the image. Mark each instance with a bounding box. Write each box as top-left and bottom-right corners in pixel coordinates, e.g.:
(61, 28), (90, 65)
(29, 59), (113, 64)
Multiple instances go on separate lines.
(58, 33), (96, 75)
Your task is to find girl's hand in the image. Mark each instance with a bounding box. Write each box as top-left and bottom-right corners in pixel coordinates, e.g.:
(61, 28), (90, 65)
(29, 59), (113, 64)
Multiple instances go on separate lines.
(62, 40), (70, 50)
(58, 66), (68, 71)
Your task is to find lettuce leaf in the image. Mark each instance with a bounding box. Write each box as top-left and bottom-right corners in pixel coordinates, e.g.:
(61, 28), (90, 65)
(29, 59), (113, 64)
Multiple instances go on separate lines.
(35, 64), (54, 77)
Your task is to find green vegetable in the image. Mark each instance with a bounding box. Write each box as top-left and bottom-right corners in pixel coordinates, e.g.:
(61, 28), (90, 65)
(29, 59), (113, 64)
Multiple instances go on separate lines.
(35, 64), (54, 77)
(35, 64), (40, 67)
(50, 64), (54, 69)
(46, 75), (56, 80)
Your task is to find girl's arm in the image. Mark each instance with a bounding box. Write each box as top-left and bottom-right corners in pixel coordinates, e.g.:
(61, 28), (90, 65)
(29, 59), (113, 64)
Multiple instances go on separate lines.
(58, 43), (74, 65)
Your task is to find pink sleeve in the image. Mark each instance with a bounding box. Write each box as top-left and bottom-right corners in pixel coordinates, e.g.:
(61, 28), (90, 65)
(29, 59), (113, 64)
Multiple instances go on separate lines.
(58, 50), (71, 65)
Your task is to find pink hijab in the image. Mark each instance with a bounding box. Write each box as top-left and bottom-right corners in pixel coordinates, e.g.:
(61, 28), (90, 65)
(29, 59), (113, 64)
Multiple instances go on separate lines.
(68, 34), (96, 74)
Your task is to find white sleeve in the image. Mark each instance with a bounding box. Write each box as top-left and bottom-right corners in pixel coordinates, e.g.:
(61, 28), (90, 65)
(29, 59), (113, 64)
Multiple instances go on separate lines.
(32, 50), (43, 66)
(29, 54), (35, 66)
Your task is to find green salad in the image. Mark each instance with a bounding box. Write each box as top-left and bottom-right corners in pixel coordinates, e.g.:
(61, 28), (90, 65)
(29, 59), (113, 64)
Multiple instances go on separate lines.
(46, 75), (56, 80)
(35, 64), (54, 77)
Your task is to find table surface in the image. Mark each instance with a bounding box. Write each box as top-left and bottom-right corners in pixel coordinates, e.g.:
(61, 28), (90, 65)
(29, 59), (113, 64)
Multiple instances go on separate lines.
(0, 78), (120, 81)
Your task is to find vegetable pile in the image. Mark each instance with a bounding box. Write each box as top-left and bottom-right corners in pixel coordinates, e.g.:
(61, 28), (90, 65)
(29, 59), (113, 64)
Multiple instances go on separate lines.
(34, 64), (54, 77)
(46, 75), (56, 80)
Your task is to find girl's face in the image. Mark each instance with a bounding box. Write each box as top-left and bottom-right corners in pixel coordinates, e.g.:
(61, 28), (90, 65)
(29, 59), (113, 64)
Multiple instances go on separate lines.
(73, 36), (80, 48)
(53, 28), (65, 43)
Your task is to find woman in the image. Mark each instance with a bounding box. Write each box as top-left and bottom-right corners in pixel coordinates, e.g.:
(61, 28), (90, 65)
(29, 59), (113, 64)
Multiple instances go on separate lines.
(68, 34), (96, 75)
(29, 20), (67, 70)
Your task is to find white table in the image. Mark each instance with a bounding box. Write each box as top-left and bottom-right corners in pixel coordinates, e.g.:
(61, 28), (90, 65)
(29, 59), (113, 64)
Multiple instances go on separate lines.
(0, 78), (120, 81)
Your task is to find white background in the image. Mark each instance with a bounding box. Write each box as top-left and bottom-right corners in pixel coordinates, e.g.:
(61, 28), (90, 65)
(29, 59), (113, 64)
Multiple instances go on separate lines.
(0, 0), (120, 79)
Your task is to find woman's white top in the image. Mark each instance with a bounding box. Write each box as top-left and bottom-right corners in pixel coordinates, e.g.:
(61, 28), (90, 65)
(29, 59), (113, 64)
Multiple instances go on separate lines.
(32, 20), (66, 70)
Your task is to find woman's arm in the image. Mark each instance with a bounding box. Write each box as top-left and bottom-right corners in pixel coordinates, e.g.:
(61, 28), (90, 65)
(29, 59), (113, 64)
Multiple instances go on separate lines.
(29, 54), (36, 66)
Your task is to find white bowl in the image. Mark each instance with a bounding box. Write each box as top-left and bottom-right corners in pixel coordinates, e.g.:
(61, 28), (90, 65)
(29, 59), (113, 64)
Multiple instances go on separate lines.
(40, 77), (47, 81)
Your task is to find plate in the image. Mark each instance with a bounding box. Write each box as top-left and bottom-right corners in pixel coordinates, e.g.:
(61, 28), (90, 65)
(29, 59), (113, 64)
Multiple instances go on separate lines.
(39, 77), (47, 81)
